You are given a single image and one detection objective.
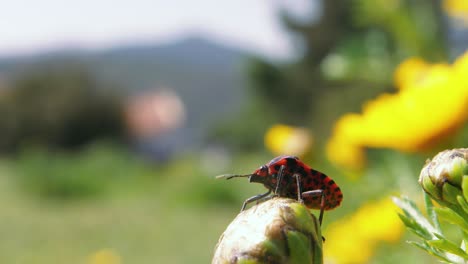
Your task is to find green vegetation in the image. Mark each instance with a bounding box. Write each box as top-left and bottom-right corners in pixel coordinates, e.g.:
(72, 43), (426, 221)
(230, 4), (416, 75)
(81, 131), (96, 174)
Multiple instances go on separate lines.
(0, 145), (248, 263)
(0, 66), (124, 152)
(0, 144), (448, 263)
(395, 148), (468, 263)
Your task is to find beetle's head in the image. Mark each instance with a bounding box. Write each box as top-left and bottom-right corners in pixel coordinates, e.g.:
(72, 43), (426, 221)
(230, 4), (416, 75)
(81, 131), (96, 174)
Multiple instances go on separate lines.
(249, 165), (269, 183)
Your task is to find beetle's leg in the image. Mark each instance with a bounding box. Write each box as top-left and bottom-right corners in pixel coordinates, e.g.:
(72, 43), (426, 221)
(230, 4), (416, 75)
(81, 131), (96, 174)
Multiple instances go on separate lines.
(274, 165), (286, 196)
(241, 189), (272, 212)
(302, 189), (326, 226)
(293, 173), (304, 203)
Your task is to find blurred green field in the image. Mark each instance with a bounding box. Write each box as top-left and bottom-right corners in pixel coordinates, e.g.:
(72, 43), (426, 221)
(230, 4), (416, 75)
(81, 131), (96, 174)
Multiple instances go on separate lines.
(0, 143), (442, 263)
(0, 145), (273, 263)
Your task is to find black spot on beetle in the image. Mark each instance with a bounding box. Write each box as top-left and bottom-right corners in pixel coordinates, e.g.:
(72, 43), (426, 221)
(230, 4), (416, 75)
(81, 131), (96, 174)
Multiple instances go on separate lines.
(286, 157), (297, 167)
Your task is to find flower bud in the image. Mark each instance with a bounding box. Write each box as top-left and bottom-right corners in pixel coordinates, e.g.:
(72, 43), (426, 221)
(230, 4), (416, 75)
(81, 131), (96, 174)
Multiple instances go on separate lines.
(419, 148), (468, 206)
(212, 197), (323, 264)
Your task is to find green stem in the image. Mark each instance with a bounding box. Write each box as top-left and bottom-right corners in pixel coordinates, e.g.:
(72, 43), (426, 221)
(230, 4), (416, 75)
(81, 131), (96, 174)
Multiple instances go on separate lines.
(424, 192), (441, 233)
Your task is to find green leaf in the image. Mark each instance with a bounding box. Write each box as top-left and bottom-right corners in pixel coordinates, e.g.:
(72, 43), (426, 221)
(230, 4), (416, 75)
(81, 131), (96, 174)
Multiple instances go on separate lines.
(442, 183), (462, 205)
(397, 213), (433, 240)
(261, 240), (285, 260)
(407, 240), (430, 251)
(289, 203), (322, 249)
(407, 241), (453, 263)
(461, 238), (467, 253)
(463, 175), (468, 202)
(420, 173), (442, 200)
(435, 207), (468, 234)
(427, 239), (468, 262)
(449, 156), (467, 185)
(424, 192), (441, 232)
(457, 195), (468, 215)
(287, 230), (313, 264)
(393, 196), (439, 239)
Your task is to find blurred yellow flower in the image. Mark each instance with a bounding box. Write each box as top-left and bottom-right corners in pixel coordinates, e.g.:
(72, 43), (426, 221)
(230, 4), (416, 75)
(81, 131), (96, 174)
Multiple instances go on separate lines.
(327, 51), (468, 170)
(264, 124), (313, 157)
(326, 115), (366, 170)
(87, 249), (121, 264)
(393, 57), (428, 90)
(443, 0), (468, 25)
(324, 197), (404, 264)
(453, 50), (468, 85)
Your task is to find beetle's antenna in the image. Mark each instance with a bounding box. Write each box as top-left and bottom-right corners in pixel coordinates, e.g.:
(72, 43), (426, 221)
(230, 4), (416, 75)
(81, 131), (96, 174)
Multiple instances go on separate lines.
(215, 174), (251, 180)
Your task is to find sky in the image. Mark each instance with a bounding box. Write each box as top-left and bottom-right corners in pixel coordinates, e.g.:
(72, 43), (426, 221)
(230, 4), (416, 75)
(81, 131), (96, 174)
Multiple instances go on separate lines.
(0, 0), (316, 59)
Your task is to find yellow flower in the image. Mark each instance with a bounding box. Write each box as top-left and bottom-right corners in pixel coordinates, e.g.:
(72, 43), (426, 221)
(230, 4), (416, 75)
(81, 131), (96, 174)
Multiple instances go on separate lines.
(87, 249), (121, 264)
(453, 49), (468, 85)
(443, 0), (468, 25)
(324, 197), (404, 264)
(264, 124), (313, 157)
(326, 114), (366, 171)
(327, 52), (468, 170)
(393, 57), (428, 90)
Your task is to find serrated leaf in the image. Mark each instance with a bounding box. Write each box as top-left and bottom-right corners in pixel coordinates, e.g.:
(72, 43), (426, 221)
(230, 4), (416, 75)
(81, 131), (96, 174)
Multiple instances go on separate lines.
(427, 239), (468, 262)
(407, 240), (430, 251)
(407, 241), (453, 263)
(393, 196), (439, 239)
(435, 207), (468, 234)
(397, 213), (433, 240)
(433, 232), (447, 240)
(397, 212), (414, 227)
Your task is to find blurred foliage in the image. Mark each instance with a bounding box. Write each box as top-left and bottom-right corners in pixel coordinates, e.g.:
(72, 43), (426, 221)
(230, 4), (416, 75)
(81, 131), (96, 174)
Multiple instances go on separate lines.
(0, 146), (265, 263)
(213, 0), (448, 150)
(0, 65), (125, 153)
(13, 143), (152, 200)
(350, 0), (446, 59)
(207, 103), (276, 152)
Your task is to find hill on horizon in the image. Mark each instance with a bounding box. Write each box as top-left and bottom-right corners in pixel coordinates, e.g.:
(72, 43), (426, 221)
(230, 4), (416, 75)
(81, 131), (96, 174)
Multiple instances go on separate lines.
(0, 36), (251, 151)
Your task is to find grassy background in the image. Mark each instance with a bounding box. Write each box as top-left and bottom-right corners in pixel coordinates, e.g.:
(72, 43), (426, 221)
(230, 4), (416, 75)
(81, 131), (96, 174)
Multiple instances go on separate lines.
(0, 147), (265, 263)
(0, 144), (440, 263)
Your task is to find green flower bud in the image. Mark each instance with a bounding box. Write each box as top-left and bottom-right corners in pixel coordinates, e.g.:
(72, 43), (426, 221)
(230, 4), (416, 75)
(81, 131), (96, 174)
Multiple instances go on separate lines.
(419, 148), (468, 207)
(212, 197), (323, 264)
